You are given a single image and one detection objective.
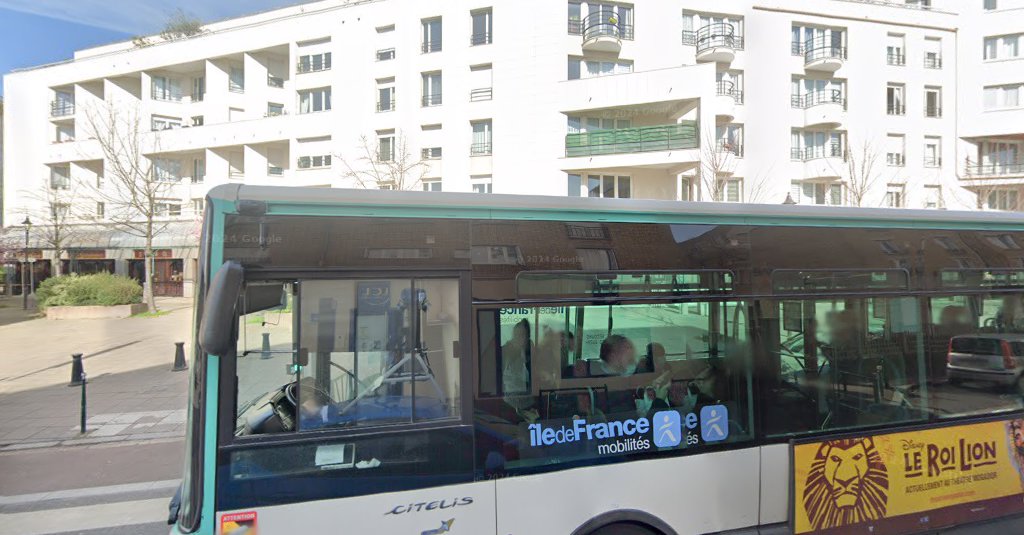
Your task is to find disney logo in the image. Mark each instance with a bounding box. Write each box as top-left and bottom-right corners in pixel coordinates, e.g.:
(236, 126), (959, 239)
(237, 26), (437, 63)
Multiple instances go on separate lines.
(902, 438), (926, 451)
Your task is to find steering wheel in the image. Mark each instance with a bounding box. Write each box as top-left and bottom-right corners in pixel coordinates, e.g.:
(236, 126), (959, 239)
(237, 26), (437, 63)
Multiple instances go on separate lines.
(285, 380), (334, 407)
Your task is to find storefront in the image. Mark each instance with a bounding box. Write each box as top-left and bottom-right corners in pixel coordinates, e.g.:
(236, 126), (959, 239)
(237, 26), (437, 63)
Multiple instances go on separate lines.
(128, 249), (185, 297)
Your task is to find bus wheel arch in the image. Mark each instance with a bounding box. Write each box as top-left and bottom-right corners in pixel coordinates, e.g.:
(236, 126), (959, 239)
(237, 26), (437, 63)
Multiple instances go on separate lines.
(571, 510), (677, 535)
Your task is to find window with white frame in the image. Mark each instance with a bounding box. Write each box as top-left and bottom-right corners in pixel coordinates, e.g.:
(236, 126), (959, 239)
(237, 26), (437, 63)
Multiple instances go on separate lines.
(471, 8), (493, 46)
(229, 67), (244, 93)
(924, 185), (943, 209)
(229, 151), (244, 177)
(791, 24), (845, 56)
(716, 124), (743, 156)
(886, 33), (905, 65)
(471, 175), (493, 194)
(471, 120), (492, 155)
(298, 155), (332, 169)
(791, 181), (843, 205)
(682, 11), (745, 47)
(151, 115), (182, 131)
(924, 87), (942, 117)
(567, 116), (631, 134)
(924, 37), (942, 68)
(377, 78), (395, 112)
(192, 76), (205, 101)
(154, 158), (182, 182)
(377, 131), (395, 162)
(422, 17), (442, 53)
(151, 75), (182, 101)
(790, 77), (844, 108)
(791, 129), (844, 160)
(470, 64), (493, 101)
(984, 84), (1022, 110)
(715, 178), (742, 203)
(191, 198), (203, 215)
(192, 157), (205, 183)
(884, 183), (905, 208)
(886, 84), (905, 115)
(567, 173), (582, 196)
(297, 52), (332, 73)
(586, 3), (634, 39)
(717, 70), (745, 103)
(96, 202), (105, 219)
(567, 57), (633, 80)
(156, 200), (182, 217)
(422, 72), (442, 106)
(421, 147), (442, 159)
(586, 174), (631, 198)
(422, 179), (442, 192)
(985, 0), (997, 10)
(51, 203), (70, 219)
(680, 177), (692, 201)
(924, 137), (941, 167)
(298, 87), (332, 113)
(984, 34), (1020, 60)
(986, 189), (1021, 211)
(50, 165), (70, 189)
(886, 134), (905, 166)
(56, 124), (75, 143)
(266, 102), (285, 117)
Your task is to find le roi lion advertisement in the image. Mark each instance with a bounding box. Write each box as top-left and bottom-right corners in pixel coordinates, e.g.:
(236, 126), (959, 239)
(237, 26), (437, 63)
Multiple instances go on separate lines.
(791, 414), (1024, 534)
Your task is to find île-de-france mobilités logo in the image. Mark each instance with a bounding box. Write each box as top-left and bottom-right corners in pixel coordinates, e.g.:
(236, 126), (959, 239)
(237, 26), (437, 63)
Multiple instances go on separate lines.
(802, 437), (890, 530)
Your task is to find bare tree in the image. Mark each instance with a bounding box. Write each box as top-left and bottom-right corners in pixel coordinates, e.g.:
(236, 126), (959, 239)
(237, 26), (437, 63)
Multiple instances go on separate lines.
(20, 174), (92, 277)
(83, 103), (175, 312)
(698, 127), (739, 202)
(160, 9), (205, 41)
(338, 133), (430, 191)
(744, 162), (778, 204)
(842, 138), (887, 207)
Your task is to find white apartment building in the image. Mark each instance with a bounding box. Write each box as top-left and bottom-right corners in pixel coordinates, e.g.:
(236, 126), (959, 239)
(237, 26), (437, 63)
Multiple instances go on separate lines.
(0, 0), (1018, 296)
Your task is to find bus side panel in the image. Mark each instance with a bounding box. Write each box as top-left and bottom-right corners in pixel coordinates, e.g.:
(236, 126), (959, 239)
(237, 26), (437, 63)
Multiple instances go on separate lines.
(495, 448), (760, 535)
(214, 480), (496, 534)
(759, 444), (790, 525)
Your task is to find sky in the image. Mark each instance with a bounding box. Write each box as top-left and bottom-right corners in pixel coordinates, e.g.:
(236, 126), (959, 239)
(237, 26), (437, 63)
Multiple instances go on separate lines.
(0, 0), (306, 95)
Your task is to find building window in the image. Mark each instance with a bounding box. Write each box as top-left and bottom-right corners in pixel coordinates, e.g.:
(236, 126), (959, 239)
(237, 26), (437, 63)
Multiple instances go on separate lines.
(470, 64), (493, 101)
(924, 137), (941, 167)
(298, 87), (332, 113)
(471, 175), (493, 193)
(790, 77), (844, 108)
(50, 166), (70, 190)
(886, 84), (905, 115)
(151, 76), (182, 101)
(924, 37), (942, 68)
(155, 201), (182, 217)
(586, 174), (631, 198)
(229, 67), (244, 93)
(297, 52), (332, 73)
(924, 87), (942, 117)
(568, 173), (582, 196)
(376, 48), (395, 61)
(716, 124), (743, 157)
(377, 78), (395, 112)
(421, 147), (442, 159)
(266, 102), (285, 117)
(191, 115), (204, 126)
(791, 181), (843, 205)
(884, 184), (905, 208)
(378, 133), (395, 162)
(886, 134), (905, 167)
(567, 57), (633, 80)
(985, 0), (998, 10)
(297, 155), (332, 169)
(471, 120), (493, 155)
(886, 33), (905, 65)
(154, 158), (182, 182)
(422, 180), (442, 192)
(471, 8), (492, 45)
(715, 178), (742, 203)
(984, 34), (1020, 60)
(192, 76), (205, 100)
(983, 84), (1022, 110)
(422, 72), (442, 106)
(151, 115), (182, 131)
(96, 202), (105, 219)
(51, 203), (70, 219)
(568, 2), (582, 34)
(422, 17), (442, 53)
(55, 124), (75, 143)
(791, 24), (845, 57)
(790, 129), (844, 160)
(924, 185), (943, 209)
(986, 189), (1020, 211)
(191, 198), (203, 214)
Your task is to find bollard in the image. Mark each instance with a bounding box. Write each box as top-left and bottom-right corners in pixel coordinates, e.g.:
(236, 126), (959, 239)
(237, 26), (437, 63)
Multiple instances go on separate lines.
(69, 353), (84, 387)
(260, 333), (272, 359)
(80, 371), (87, 434)
(172, 342), (188, 372)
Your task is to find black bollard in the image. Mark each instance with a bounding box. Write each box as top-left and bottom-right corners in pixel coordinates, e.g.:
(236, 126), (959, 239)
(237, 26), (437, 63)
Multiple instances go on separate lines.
(260, 333), (272, 359)
(172, 342), (188, 371)
(80, 371), (87, 434)
(69, 353), (84, 387)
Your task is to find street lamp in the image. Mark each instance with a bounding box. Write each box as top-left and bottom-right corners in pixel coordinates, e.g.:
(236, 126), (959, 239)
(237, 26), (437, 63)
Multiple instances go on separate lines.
(782, 193), (797, 205)
(21, 216), (32, 310)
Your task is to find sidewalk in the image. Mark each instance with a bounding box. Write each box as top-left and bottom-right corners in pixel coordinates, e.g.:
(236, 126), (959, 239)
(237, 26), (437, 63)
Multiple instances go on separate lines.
(0, 297), (194, 450)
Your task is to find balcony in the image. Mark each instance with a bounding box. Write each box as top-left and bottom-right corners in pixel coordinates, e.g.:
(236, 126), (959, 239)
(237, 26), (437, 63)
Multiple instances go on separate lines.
(566, 123), (698, 157)
(887, 104), (905, 116)
(716, 139), (743, 158)
(886, 53), (905, 66)
(470, 87), (493, 102)
(715, 81), (738, 123)
(886, 153), (905, 167)
(470, 142), (492, 156)
(421, 40), (442, 54)
(267, 166), (284, 176)
(792, 90), (846, 129)
(690, 23), (742, 64)
(798, 39), (846, 72)
(377, 98), (395, 112)
(581, 11), (632, 53)
(470, 32), (492, 46)
(50, 101), (75, 119)
(924, 56), (942, 69)
(965, 159), (1024, 177)
(792, 144), (846, 179)
(924, 156), (942, 168)
(422, 94), (442, 107)
(925, 105), (942, 118)
(267, 74), (284, 88)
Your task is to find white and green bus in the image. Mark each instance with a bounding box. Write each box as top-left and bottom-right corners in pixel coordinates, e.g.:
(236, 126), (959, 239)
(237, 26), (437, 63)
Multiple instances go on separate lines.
(171, 184), (1024, 535)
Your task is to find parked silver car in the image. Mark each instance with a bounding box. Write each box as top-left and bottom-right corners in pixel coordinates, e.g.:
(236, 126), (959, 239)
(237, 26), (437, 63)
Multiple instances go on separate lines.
(946, 334), (1024, 389)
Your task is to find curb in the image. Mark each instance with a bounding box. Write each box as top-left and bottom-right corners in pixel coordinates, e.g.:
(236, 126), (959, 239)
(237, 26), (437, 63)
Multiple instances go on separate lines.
(0, 431), (184, 452)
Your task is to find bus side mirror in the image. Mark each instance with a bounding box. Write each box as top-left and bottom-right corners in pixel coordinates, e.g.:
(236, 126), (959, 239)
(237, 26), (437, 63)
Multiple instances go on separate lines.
(199, 261), (244, 356)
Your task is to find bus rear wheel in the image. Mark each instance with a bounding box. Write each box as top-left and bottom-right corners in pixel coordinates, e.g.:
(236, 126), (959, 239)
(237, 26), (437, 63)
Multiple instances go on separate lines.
(587, 522), (662, 535)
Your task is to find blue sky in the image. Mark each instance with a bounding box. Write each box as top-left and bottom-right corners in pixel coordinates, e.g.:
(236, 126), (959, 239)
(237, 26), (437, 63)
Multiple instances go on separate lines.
(0, 1), (305, 95)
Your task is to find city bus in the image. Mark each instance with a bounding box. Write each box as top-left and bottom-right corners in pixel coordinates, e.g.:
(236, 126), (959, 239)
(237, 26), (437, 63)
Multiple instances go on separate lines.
(172, 184), (1024, 535)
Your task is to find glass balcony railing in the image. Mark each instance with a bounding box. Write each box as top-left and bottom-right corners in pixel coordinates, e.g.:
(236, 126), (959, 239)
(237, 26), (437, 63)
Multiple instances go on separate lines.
(566, 122), (698, 157)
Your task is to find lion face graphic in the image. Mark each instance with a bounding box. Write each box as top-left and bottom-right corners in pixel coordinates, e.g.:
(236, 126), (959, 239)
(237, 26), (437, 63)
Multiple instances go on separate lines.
(803, 438), (890, 530)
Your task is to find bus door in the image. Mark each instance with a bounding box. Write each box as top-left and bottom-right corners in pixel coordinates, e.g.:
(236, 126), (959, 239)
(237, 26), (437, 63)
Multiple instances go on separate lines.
(219, 273), (496, 534)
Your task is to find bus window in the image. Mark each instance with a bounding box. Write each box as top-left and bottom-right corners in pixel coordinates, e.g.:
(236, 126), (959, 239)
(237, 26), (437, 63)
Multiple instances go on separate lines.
(474, 300), (754, 474)
(762, 297), (927, 438)
(235, 283), (297, 434)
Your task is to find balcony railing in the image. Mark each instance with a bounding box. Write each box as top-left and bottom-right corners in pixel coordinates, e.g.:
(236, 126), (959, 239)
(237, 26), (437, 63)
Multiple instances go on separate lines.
(887, 104), (906, 116)
(422, 40), (442, 53)
(886, 52), (906, 66)
(683, 28), (745, 50)
(471, 142), (493, 156)
(887, 153), (905, 167)
(695, 23), (742, 52)
(50, 101), (75, 117)
(296, 60), (330, 74)
(791, 144), (845, 161)
(267, 166), (284, 176)
(568, 18), (582, 35)
(582, 11), (634, 42)
(422, 93), (442, 107)
(470, 87), (493, 102)
(791, 89), (846, 109)
(716, 139), (743, 157)
(565, 122), (699, 157)
(716, 81), (743, 103)
(151, 89), (184, 102)
(965, 159), (1024, 177)
(924, 56), (942, 69)
(267, 74), (284, 88)
(925, 105), (942, 118)
(804, 43), (847, 64)
(377, 98), (395, 112)
(470, 32), (492, 46)
(924, 156), (942, 167)
(191, 175), (205, 184)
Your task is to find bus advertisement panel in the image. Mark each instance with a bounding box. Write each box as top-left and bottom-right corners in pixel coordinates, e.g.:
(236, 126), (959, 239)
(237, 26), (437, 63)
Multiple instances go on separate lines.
(791, 413), (1024, 534)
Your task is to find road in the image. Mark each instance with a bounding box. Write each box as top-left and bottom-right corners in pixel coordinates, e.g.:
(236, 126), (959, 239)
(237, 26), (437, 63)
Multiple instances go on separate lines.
(0, 439), (182, 535)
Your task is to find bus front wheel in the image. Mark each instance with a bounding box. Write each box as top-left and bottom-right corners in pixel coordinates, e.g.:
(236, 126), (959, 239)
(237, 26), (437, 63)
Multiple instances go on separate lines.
(587, 522), (663, 535)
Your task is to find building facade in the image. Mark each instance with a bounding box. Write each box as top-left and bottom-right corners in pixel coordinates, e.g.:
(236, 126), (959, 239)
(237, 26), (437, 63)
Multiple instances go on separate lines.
(0, 0), (1020, 296)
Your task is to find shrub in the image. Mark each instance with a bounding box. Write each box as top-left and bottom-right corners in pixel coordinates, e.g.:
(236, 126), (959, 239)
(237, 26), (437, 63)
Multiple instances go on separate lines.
(37, 273), (142, 309)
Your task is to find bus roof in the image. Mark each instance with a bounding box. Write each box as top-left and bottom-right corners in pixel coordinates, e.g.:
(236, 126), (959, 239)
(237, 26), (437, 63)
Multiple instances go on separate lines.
(208, 184), (1024, 230)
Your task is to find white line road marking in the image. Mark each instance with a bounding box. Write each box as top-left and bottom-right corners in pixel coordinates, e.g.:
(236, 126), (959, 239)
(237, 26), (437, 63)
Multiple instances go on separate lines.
(0, 479), (180, 506)
(0, 497), (169, 535)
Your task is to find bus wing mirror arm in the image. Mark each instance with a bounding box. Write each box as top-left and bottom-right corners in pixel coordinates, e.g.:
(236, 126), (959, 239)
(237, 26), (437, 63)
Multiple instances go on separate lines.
(199, 261), (244, 357)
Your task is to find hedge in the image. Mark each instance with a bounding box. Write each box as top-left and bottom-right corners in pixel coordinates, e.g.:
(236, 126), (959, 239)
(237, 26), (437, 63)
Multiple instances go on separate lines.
(36, 273), (143, 309)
